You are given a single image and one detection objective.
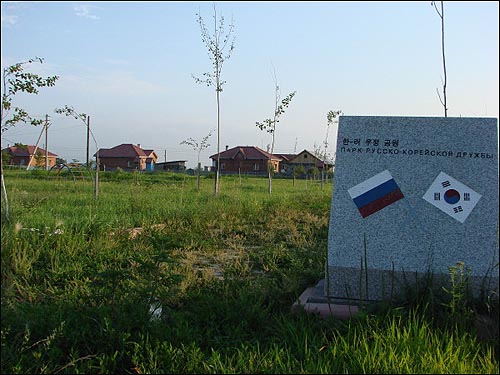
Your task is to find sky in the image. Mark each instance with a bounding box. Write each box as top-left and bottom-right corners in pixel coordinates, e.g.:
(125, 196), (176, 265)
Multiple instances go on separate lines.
(1, 1), (498, 169)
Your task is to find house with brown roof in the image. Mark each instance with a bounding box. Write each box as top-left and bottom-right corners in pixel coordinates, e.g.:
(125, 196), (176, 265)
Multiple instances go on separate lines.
(275, 149), (333, 176)
(95, 143), (158, 171)
(210, 146), (282, 175)
(280, 150), (332, 174)
(2, 144), (58, 169)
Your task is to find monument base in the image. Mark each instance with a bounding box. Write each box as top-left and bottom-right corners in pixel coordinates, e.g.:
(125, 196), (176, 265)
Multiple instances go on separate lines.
(291, 279), (360, 319)
(325, 266), (499, 303)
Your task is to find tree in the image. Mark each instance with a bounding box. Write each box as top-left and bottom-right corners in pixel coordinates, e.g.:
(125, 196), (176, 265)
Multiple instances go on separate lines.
(180, 128), (214, 190)
(34, 150), (45, 167)
(432, 1), (448, 117)
(193, 3), (235, 197)
(256, 69), (296, 194)
(292, 164), (305, 187)
(1, 149), (12, 166)
(310, 166), (320, 181)
(1, 57), (59, 222)
(321, 110), (343, 189)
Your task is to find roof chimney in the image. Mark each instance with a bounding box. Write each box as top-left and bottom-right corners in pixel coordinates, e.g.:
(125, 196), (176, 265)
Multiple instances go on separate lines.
(137, 143), (141, 148)
(225, 145), (229, 151)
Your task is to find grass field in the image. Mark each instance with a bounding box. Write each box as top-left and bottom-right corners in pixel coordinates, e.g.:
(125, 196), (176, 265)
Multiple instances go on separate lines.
(1, 168), (498, 373)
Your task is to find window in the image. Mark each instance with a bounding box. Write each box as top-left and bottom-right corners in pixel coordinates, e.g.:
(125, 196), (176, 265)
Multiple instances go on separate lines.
(253, 163), (259, 171)
(221, 163), (225, 170)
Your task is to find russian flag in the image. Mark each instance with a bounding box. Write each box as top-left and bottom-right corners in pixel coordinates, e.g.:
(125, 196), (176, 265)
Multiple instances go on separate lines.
(348, 170), (404, 218)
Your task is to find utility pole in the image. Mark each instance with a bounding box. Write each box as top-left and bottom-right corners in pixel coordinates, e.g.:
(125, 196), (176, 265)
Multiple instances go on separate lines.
(87, 114), (99, 199)
(54, 105), (98, 199)
(164, 149), (167, 163)
(26, 125), (45, 170)
(45, 114), (49, 171)
(86, 115), (90, 166)
(94, 150), (99, 199)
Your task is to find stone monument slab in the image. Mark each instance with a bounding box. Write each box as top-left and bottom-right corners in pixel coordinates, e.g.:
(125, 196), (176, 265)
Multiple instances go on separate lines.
(326, 116), (499, 303)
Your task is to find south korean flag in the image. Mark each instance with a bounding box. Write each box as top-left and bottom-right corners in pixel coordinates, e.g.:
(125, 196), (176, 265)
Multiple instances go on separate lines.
(422, 171), (481, 224)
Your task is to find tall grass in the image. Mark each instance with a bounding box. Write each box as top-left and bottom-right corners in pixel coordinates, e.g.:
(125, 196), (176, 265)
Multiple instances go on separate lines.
(1, 169), (498, 373)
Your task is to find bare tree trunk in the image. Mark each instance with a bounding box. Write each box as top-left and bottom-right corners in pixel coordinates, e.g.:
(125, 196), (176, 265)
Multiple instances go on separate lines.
(433, 1), (447, 117)
(215, 89), (221, 196)
(1, 155), (9, 222)
(0, 79), (7, 221)
(94, 155), (99, 200)
(440, 1), (447, 117)
(268, 83), (279, 196)
(197, 162), (201, 190)
(45, 115), (49, 171)
(268, 168), (272, 195)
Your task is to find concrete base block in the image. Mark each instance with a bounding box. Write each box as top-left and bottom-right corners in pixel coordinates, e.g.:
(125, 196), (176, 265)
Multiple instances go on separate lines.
(292, 279), (360, 319)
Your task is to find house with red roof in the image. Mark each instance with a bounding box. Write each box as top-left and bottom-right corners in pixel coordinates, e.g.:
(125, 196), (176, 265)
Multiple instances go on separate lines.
(210, 146), (282, 175)
(209, 146), (333, 176)
(2, 144), (58, 169)
(95, 143), (158, 171)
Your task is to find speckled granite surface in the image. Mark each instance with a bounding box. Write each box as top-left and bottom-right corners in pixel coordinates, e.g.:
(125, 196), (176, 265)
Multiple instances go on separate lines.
(326, 116), (499, 302)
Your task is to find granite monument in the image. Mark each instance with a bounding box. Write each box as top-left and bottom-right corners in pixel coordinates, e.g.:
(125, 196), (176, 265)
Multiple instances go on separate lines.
(326, 116), (499, 303)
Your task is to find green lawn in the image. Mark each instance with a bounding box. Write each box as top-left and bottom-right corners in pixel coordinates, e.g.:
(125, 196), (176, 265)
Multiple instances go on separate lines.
(1, 169), (498, 374)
